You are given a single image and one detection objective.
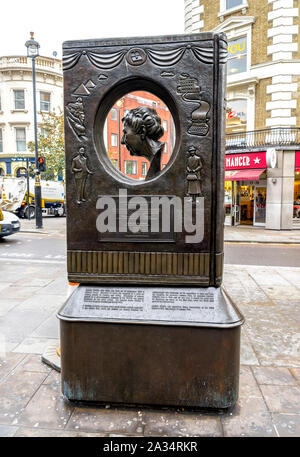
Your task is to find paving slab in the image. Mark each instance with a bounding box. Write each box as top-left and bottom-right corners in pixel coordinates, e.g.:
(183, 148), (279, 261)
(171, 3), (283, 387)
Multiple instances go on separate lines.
(238, 365), (261, 398)
(239, 304), (300, 368)
(0, 369), (48, 425)
(272, 413), (300, 437)
(142, 410), (222, 437)
(17, 381), (74, 430)
(30, 314), (60, 339)
(240, 331), (260, 366)
(12, 337), (59, 354)
(0, 298), (21, 317)
(66, 407), (145, 435)
(221, 396), (277, 437)
(252, 366), (298, 386)
(0, 352), (26, 383)
(0, 424), (19, 437)
(0, 285), (41, 300)
(260, 385), (300, 414)
(290, 368), (300, 382)
(17, 354), (51, 374)
(13, 427), (105, 437)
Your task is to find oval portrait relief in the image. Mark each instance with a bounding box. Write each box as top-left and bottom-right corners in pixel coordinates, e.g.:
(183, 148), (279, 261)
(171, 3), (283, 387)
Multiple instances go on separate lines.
(103, 91), (176, 181)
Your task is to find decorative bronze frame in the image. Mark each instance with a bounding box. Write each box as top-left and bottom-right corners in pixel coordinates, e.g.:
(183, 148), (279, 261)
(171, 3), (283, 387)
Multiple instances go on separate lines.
(63, 33), (227, 286)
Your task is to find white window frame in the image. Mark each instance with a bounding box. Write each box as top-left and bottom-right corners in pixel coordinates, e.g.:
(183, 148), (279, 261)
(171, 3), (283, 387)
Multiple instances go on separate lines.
(40, 91), (51, 112)
(219, 0), (248, 18)
(111, 133), (118, 147)
(225, 26), (252, 82)
(13, 89), (25, 110)
(125, 160), (137, 175)
(227, 35), (248, 76)
(15, 127), (27, 152)
(111, 108), (118, 121)
(141, 162), (147, 176)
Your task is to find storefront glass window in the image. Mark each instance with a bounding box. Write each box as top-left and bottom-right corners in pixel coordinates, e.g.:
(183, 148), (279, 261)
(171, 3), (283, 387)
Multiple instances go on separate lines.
(227, 36), (247, 75)
(226, 99), (247, 134)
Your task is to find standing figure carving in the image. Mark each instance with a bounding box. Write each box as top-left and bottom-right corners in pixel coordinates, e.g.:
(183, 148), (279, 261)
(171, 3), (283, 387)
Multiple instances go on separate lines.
(121, 107), (164, 180)
(71, 147), (93, 204)
(186, 145), (202, 198)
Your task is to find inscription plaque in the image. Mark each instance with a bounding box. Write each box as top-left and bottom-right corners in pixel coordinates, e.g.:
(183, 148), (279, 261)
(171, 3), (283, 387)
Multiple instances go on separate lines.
(59, 285), (242, 327)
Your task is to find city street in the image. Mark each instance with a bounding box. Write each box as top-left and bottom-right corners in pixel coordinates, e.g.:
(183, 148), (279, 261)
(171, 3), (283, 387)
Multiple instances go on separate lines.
(1, 217), (300, 267)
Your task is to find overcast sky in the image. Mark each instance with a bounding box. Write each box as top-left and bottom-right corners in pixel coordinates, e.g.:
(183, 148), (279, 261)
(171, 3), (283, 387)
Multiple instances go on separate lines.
(1, 0), (185, 58)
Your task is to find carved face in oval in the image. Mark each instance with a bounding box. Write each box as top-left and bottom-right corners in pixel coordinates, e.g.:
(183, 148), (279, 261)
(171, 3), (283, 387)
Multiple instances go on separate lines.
(121, 123), (144, 157)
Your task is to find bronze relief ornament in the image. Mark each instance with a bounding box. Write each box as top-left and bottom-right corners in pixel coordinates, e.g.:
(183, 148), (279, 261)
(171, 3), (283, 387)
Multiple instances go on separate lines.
(121, 106), (165, 180)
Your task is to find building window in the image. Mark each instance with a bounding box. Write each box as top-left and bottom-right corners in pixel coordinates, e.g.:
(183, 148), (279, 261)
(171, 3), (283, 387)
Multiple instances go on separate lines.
(162, 142), (167, 153)
(16, 128), (26, 152)
(226, 99), (247, 134)
(226, 0), (243, 9)
(0, 167), (4, 176)
(141, 162), (147, 176)
(0, 95), (2, 111)
(16, 167), (27, 177)
(40, 92), (51, 112)
(111, 108), (117, 121)
(111, 133), (118, 147)
(125, 160), (137, 175)
(40, 127), (49, 137)
(14, 90), (25, 110)
(163, 120), (168, 131)
(227, 36), (247, 75)
(0, 129), (2, 152)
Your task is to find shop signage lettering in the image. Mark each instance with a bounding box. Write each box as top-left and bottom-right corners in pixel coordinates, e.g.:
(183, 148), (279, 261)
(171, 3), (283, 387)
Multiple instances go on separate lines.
(225, 152), (266, 170)
(228, 41), (246, 55)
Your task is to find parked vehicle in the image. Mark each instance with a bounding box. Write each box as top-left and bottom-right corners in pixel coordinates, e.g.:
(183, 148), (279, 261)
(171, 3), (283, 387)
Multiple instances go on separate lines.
(0, 208), (21, 238)
(0, 177), (65, 218)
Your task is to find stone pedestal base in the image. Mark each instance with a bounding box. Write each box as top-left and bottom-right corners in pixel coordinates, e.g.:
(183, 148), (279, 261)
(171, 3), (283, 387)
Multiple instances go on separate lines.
(57, 285), (244, 409)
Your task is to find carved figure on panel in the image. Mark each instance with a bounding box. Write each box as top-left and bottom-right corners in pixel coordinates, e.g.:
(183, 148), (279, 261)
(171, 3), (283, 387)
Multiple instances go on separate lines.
(121, 107), (164, 180)
(186, 146), (202, 198)
(66, 97), (86, 140)
(71, 146), (93, 204)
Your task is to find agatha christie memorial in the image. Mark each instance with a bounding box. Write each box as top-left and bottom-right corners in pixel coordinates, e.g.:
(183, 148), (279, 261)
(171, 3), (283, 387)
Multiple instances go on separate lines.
(58, 33), (244, 409)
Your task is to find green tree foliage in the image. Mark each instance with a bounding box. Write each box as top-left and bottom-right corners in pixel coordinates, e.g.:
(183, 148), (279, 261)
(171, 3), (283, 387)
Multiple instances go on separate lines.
(28, 110), (65, 181)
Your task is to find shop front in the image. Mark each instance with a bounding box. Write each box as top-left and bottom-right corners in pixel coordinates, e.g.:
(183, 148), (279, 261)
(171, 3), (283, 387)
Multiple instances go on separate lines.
(294, 151), (300, 220)
(225, 151), (267, 226)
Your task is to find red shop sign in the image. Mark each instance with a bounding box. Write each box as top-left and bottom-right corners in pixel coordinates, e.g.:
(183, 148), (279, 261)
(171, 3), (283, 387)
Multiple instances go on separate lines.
(225, 152), (266, 170)
(296, 151), (300, 169)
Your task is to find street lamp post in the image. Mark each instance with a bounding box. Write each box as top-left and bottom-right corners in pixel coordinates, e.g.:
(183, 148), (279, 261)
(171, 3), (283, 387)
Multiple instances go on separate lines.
(25, 32), (43, 229)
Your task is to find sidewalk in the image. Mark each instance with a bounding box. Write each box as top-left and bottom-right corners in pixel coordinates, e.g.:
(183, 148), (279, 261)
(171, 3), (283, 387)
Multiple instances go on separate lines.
(19, 216), (300, 244)
(0, 259), (299, 437)
(225, 225), (300, 244)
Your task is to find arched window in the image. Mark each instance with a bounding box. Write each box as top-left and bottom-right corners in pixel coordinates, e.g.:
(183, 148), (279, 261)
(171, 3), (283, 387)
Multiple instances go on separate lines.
(0, 167), (4, 176)
(16, 167), (27, 177)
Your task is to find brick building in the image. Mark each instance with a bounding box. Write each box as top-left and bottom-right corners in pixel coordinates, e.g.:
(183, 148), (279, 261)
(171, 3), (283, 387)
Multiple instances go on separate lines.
(185, 0), (300, 229)
(104, 91), (174, 180)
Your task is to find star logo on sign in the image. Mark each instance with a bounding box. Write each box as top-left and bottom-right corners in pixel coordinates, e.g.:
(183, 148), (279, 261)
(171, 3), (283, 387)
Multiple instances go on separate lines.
(254, 157), (261, 164)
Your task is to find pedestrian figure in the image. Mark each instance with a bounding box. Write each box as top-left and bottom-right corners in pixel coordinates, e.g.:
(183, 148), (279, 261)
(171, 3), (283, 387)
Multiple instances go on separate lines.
(186, 145), (202, 198)
(71, 147), (93, 204)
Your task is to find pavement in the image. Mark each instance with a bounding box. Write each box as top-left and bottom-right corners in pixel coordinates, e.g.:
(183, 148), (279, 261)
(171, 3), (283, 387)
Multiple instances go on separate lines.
(0, 218), (299, 437)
